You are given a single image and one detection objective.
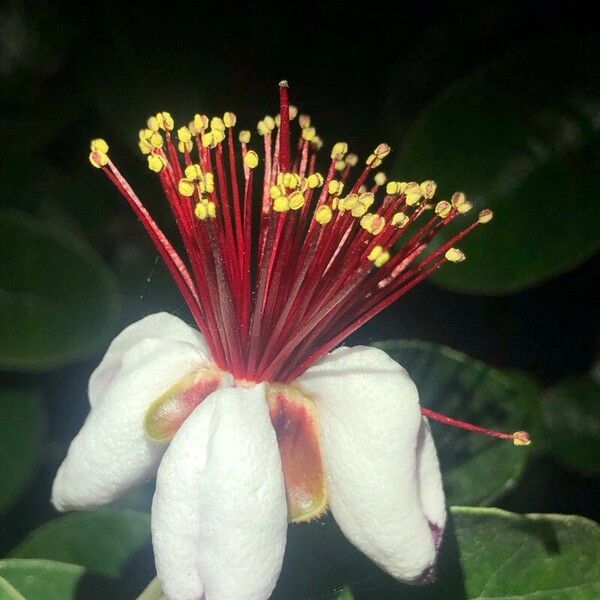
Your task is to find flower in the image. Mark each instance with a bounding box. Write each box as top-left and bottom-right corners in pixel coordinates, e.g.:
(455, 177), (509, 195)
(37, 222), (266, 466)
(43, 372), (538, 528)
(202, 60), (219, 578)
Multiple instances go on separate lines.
(52, 82), (529, 600)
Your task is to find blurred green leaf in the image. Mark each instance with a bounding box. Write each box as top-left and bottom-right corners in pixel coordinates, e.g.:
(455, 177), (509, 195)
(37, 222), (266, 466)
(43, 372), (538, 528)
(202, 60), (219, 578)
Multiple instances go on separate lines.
(541, 375), (600, 475)
(0, 559), (85, 600)
(10, 508), (151, 579)
(373, 340), (536, 505)
(393, 36), (600, 294)
(0, 210), (120, 371)
(452, 507), (600, 598)
(335, 588), (354, 599)
(0, 387), (45, 516)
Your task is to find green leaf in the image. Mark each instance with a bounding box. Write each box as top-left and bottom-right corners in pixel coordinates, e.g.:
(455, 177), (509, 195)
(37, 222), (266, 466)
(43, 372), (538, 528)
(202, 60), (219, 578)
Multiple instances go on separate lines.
(452, 507), (600, 599)
(394, 36), (600, 294)
(0, 387), (46, 516)
(0, 559), (86, 600)
(0, 210), (120, 371)
(10, 508), (151, 579)
(335, 588), (354, 600)
(542, 376), (600, 475)
(373, 340), (535, 505)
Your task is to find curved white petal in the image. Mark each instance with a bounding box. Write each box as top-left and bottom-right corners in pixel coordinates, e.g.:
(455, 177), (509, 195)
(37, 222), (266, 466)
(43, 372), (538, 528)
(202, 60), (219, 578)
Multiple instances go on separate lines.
(52, 338), (208, 511)
(417, 417), (446, 548)
(89, 312), (210, 408)
(298, 345), (446, 581)
(152, 384), (287, 600)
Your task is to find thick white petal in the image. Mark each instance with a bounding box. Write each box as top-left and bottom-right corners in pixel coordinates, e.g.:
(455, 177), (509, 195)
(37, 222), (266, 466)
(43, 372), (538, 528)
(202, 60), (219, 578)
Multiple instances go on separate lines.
(152, 384), (287, 600)
(52, 338), (207, 511)
(89, 312), (210, 408)
(298, 345), (445, 581)
(417, 417), (446, 547)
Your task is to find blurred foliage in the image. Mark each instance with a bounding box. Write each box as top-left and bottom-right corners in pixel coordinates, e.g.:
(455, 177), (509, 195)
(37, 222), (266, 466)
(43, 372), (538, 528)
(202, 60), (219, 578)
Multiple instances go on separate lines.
(541, 375), (600, 475)
(0, 211), (120, 371)
(0, 388), (45, 517)
(374, 340), (537, 505)
(394, 36), (600, 294)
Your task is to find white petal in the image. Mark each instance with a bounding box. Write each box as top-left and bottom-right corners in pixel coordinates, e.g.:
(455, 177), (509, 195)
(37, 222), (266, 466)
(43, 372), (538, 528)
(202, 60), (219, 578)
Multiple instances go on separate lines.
(298, 345), (445, 581)
(417, 417), (446, 547)
(89, 312), (210, 408)
(152, 384), (287, 600)
(52, 338), (207, 511)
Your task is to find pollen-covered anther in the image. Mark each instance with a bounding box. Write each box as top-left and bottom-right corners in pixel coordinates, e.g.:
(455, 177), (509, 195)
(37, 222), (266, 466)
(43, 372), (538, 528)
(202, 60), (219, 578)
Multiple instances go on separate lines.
(244, 150), (259, 169)
(178, 178), (196, 197)
(298, 114), (311, 129)
(391, 212), (409, 228)
(374, 172), (387, 186)
(223, 112), (237, 128)
(158, 111), (175, 131)
(404, 182), (422, 206)
(315, 205), (333, 225)
(211, 116), (226, 132)
(360, 213), (386, 235)
(331, 142), (348, 160)
(345, 153), (358, 167)
(185, 164), (203, 181)
(150, 132), (164, 150)
(512, 431), (531, 446)
(435, 201), (452, 218)
(478, 208), (494, 223)
(192, 113), (209, 134)
(289, 191), (305, 210)
(373, 143), (391, 159)
(307, 173), (324, 189)
(445, 247), (466, 263)
(420, 180), (437, 200)
(327, 180), (344, 197)
(302, 127), (316, 141)
(148, 154), (167, 173)
(239, 130), (251, 144)
(273, 196), (290, 212)
(311, 136), (323, 151)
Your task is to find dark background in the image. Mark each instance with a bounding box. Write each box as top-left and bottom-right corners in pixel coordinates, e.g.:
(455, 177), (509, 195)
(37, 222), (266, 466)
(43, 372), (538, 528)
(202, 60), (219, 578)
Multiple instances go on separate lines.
(0, 1), (598, 598)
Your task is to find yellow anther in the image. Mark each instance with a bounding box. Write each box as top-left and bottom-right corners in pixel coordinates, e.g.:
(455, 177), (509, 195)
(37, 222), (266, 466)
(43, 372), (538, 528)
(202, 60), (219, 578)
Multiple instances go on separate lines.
(478, 209), (494, 223)
(239, 130), (251, 144)
(178, 178), (196, 197)
(335, 160), (346, 172)
(451, 191), (467, 208)
(139, 139), (152, 154)
(373, 143), (391, 159)
(289, 105), (298, 120)
(194, 202), (208, 220)
(147, 115), (160, 131)
(193, 114), (209, 133)
(374, 172), (387, 186)
(302, 127), (316, 141)
(147, 154), (167, 173)
(160, 112), (174, 131)
(245, 150), (259, 169)
(150, 132), (164, 149)
(359, 192), (375, 208)
(185, 164), (202, 180)
(207, 201), (216, 219)
(445, 248), (466, 263)
(90, 139), (109, 153)
(270, 185), (283, 199)
(331, 142), (348, 160)
(360, 213), (385, 234)
(311, 136), (323, 151)
(139, 128), (153, 141)
(264, 115), (276, 131)
(274, 114), (281, 128)
(391, 212), (409, 228)
(351, 204), (368, 218)
(282, 172), (299, 189)
(327, 180), (343, 196)
(211, 117), (225, 132)
(457, 200), (473, 214)
(386, 181), (400, 195)
(201, 132), (214, 148)
(178, 126), (192, 143)
(89, 151), (109, 168)
(289, 191), (305, 210)
(212, 129), (226, 144)
(374, 251), (390, 267)
(345, 153), (358, 167)
(435, 201), (452, 218)
(273, 196), (290, 212)
(404, 182), (422, 206)
(512, 431), (531, 446)
(315, 205), (333, 225)
(366, 154), (382, 168)
(307, 173), (323, 188)
(343, 194), (359, 211)
(368, 245), (383, 261)
(420, 180), (437, 200)
(223, 112), (237, 128)
(200, 172), (215, 194)
(257, 120), (268, 136)
(298, 114), (311, 129)
(178, 141), (193, 153)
